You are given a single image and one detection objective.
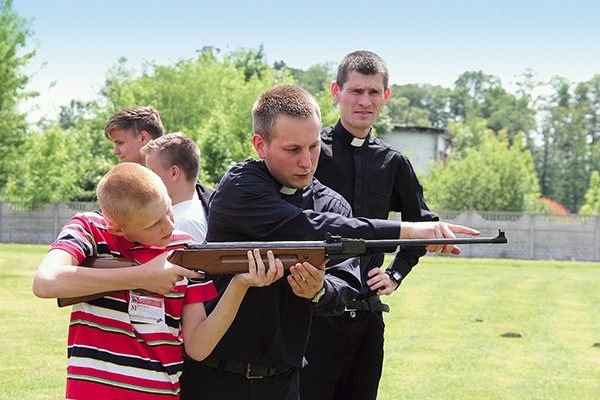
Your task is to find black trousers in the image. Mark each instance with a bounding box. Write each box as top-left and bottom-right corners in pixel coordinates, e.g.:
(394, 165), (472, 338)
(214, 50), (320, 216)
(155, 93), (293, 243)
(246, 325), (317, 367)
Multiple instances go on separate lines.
(180, 360), (300, 400)
(300, 310), (385, 400)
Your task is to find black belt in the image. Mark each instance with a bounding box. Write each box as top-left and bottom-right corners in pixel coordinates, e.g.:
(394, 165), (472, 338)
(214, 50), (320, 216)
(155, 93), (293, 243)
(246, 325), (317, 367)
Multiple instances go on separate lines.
(197, 355), (286, 379)
(345, 296), (390, 313)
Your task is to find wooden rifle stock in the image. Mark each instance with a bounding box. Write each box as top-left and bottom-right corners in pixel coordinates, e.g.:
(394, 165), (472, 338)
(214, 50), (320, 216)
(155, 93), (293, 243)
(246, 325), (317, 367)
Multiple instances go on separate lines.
(56, 257), (145, 308)
(57, 229), (508, 307)
(56, 248), (327, 307)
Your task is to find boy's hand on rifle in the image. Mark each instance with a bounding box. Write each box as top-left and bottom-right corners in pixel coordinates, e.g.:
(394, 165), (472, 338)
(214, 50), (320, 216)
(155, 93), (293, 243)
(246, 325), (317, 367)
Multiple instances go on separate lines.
(234, 249), (284, 287)
(287, 261), (326, 300)
(140, 253), (205, 294)
(401, 221), (480, 255)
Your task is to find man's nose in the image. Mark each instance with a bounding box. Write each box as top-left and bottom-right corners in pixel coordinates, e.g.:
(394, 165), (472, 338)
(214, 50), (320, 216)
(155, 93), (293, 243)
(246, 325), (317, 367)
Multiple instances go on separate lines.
(357, 92), (371, 106)
(298, 149), (312, 168)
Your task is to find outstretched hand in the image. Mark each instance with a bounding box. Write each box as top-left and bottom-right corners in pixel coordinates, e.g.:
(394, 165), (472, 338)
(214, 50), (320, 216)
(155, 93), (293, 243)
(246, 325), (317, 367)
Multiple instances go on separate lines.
(401, 221), (480, 255)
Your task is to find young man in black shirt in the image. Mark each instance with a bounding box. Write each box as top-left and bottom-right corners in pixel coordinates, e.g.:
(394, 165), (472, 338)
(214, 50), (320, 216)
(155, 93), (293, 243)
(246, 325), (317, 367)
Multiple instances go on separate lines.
(180, 84), (478, 400)
(301, 50), (438, 400)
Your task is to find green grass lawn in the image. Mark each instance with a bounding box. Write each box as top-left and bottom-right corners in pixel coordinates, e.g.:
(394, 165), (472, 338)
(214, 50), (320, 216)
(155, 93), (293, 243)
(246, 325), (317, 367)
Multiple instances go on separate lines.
(1, 243), (599, 399)
(381, 256), (600, 399)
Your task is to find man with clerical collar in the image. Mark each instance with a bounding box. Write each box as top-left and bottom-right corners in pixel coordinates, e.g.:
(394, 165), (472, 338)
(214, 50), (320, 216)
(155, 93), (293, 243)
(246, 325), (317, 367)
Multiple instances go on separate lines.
(180, 84), (478, 400)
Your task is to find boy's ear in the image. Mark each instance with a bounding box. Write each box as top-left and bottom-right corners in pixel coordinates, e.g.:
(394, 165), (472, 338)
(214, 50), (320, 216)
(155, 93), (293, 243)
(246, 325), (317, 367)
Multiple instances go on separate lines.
(107, 222), (127, 237)
(139, 130), (151, 144)
(171, 164), (181, 180)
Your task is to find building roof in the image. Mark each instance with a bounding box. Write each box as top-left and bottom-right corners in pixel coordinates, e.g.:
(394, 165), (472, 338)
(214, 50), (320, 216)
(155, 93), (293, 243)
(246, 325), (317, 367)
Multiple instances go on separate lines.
(391, 124), (452, 139)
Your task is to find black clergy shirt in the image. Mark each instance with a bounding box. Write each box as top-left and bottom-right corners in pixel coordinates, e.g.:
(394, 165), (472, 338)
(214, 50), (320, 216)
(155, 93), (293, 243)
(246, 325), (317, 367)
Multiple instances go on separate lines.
(315, 120), (439, 292)
(196, 159), (401, 370)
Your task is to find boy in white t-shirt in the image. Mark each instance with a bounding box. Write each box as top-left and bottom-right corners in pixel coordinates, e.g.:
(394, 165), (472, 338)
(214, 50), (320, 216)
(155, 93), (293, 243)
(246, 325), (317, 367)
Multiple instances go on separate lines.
(142, 132), (209, 241)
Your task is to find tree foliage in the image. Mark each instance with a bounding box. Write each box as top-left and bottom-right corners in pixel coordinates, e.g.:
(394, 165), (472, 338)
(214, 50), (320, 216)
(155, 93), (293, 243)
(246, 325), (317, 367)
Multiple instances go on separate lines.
(3, 125), (80, 207)
(0, 0), (36, 192)
(389, 83), (453, 128)
(280, 61), (335, 95)
(534, 76), (597, 212)
(422, 125), (540, 212)
(579, 171), (600, 215)
(62, 47), (294, 195)
(2, 9), (598, 214)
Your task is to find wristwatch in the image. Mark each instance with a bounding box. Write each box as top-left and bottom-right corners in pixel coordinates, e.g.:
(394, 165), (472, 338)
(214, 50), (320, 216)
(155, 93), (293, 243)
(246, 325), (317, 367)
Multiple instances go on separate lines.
(385, 269), (402, 290)
(310, 286), (326, 303)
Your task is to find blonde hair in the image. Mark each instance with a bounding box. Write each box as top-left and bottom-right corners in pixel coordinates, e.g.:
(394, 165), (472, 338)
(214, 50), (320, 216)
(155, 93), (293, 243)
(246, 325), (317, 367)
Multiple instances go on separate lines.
(96, 163), (168, 226)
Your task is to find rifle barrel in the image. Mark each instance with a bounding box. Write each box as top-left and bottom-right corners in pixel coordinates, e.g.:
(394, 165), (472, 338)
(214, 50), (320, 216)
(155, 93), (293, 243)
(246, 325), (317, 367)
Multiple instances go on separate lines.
(364, 229), (507, 248)
(184, 229), (507, 250)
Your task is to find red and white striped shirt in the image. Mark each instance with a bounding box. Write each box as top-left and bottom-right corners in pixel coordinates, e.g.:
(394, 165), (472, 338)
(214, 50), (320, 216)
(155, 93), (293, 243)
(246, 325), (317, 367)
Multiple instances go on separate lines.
(51, 211), (217, 399)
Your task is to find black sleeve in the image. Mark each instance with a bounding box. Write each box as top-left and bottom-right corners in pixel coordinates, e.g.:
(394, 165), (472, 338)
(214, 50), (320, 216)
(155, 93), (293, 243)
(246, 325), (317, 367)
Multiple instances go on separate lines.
(311, 257), (361, 315)
(207, 167), (400, 243)
(207, 164), (374, 314)
(387, 154), (439, 281)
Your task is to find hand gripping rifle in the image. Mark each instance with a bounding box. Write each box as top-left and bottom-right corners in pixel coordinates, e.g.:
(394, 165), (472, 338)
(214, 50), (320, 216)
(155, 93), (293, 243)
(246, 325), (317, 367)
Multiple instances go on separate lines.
(57, 229), (507, 307)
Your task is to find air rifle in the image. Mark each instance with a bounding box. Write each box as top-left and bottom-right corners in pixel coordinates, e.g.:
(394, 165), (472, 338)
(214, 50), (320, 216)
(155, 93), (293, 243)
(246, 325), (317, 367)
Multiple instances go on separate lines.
(57, 229), (507, 307)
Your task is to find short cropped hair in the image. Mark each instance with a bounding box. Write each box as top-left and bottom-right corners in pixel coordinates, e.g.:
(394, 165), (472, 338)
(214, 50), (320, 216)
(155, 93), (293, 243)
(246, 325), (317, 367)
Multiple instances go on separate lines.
(104, 106), (165, 140)
(140, 132), (200, 182)
(336, 50), (389, 90)
(252, 84), (321, 142)
(96, 162), (168, 226)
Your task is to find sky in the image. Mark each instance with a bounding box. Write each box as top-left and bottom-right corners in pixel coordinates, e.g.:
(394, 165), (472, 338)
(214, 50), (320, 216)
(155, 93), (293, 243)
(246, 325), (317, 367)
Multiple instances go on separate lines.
(13, 0), (600, 122)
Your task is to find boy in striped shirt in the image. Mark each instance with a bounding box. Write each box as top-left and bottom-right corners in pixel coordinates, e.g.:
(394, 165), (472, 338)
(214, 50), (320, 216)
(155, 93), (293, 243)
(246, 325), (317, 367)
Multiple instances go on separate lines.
(33, 162), (284, 399)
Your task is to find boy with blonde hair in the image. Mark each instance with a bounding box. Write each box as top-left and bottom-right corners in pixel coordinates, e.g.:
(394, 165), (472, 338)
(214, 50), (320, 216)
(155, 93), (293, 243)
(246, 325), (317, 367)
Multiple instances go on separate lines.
(33, 162), (284, 399)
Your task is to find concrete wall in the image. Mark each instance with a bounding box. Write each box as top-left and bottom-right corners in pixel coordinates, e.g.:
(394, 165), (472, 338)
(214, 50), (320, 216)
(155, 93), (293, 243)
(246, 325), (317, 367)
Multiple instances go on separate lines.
(0, 202), (98, 244)
(429, 211), (600, 261)
(1, 202), (599, 261)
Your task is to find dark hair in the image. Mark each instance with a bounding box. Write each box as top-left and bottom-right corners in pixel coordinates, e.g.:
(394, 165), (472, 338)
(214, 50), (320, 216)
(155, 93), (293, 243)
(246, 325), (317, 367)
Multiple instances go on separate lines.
(104, 106), (164, 140)
(336, 50), (389, 89)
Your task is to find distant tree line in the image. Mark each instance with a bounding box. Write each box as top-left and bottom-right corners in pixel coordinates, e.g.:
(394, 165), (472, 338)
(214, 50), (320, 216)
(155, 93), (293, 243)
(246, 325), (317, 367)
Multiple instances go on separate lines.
(1, 0), (599, 215)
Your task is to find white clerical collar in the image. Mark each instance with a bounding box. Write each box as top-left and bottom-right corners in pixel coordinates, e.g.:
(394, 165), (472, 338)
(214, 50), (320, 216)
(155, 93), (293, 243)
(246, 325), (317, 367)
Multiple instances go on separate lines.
(351, 137), (366, 147)
(280, 186), (298, 195)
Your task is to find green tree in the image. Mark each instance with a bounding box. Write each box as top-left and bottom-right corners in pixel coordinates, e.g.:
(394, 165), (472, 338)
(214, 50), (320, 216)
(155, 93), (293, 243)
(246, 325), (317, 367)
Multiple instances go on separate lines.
(314, 89), (338, 129)
(3, 125), (80, 207)
(75, 46), (291, 187)
(0, 0), (36, 193)
(389, 83), (453, 128)
(422, 126), (540, 212)
(283, 61), (335, 95)
(573, 75), (600, 173)
(450, 71), (536, 144)
(385, 96), (431, 127)
(447, 117), (490, 159)
(579, 171), (600, 215)
(535, 76), (592, 212)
